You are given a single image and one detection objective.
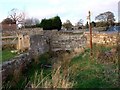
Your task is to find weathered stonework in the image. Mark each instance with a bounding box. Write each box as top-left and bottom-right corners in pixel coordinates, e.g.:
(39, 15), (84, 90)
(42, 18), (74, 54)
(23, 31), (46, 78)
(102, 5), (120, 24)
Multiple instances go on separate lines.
(2, 28), (43, 36)
(50, 32), (87, 51)
(2, 53), (31, 82)
(84, 31), (117, 46)
(29, 31), (87, 58)
(29, 34), (49, 56)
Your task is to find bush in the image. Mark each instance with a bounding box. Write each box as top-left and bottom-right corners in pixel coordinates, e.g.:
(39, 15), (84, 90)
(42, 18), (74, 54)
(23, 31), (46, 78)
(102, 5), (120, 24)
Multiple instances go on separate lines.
(40, 16), (62, 30)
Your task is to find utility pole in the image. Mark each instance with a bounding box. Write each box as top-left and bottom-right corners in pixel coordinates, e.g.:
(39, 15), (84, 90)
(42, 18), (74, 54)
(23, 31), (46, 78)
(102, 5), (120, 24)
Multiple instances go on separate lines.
(87, 11), (92, 56)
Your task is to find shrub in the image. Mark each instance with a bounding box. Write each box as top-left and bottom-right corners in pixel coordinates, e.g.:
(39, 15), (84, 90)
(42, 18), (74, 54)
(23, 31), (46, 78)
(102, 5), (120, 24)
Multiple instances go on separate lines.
(40, 16), (62, 30)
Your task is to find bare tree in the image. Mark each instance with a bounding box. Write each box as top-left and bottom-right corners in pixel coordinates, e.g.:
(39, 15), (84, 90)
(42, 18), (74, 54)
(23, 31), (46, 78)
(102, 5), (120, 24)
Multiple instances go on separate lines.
(24, 18), (33, 26)
(95, 11), (115, 23)
(8, 8), (25, 24)
(25, 18), (40, 26)
(62, 20), (73, 30)
(76, 19), (84, 29)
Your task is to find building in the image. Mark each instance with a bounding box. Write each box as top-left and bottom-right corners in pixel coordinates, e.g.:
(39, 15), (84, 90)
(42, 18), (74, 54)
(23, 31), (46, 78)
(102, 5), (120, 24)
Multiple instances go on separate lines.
(1, 24), (16, 30)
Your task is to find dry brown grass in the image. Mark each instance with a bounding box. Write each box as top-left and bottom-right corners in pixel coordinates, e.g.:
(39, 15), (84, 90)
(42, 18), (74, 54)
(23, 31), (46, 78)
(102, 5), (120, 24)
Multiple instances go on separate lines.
(97, 48), (118, 64)
(29, 65), (74, 88)
(29, 51), (74, 88)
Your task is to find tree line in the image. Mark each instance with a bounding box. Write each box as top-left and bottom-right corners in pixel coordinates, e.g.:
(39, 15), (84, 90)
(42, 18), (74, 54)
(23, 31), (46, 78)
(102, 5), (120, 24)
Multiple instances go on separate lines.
(1, 8), (119, 30)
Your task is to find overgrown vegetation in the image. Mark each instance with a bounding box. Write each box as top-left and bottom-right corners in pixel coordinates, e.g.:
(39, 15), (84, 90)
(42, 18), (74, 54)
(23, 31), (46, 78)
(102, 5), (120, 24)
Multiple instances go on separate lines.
(70, 45), (118, 88)
(2, 44), (119, 89)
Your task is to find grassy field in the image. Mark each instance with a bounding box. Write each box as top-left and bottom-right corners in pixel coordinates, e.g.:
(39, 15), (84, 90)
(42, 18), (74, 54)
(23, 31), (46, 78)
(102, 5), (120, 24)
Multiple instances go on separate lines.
(70, 48), (118, 88)
(2, 45), (119, 89)
(1, 49), (17, 62)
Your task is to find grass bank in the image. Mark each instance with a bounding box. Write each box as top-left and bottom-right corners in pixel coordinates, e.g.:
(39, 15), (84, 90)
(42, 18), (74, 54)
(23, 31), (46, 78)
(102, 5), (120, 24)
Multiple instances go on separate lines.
(70, 47), (118, 88)
(2, 45), (119, 89)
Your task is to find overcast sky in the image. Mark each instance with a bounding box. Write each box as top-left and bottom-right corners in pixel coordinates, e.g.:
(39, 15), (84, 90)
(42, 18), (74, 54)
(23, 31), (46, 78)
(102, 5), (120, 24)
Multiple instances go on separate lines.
(0, 0), (119, 25)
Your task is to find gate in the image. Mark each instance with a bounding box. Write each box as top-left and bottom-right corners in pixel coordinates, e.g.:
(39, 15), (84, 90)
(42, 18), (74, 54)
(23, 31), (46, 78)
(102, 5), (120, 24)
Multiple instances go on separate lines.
(2, 33), (30, 51)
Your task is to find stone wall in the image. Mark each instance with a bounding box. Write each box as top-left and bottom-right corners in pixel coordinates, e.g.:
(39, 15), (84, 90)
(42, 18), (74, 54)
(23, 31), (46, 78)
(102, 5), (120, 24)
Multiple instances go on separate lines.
(29, 31), (87, 57)
(29, 34), (49, 56)
(1, 53), (31, 82)
(2, 28), (43, 36)
(51, 32), (87, 51)
(84, 31), (117, 46)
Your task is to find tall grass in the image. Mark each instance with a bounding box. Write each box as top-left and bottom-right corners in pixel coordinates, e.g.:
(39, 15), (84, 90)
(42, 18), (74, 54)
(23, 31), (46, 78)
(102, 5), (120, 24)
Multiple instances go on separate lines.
(27, 52), (74, 88)
(29, 66), (73, 88)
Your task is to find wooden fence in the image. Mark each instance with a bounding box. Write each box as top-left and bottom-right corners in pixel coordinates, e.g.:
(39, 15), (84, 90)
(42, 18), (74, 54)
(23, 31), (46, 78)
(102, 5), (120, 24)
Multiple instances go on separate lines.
(2, 34), (30, 51)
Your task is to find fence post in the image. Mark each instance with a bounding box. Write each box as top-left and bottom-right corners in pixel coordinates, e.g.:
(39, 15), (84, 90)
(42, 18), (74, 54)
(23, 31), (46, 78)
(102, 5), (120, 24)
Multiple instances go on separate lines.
(87, 11), (93, 56)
